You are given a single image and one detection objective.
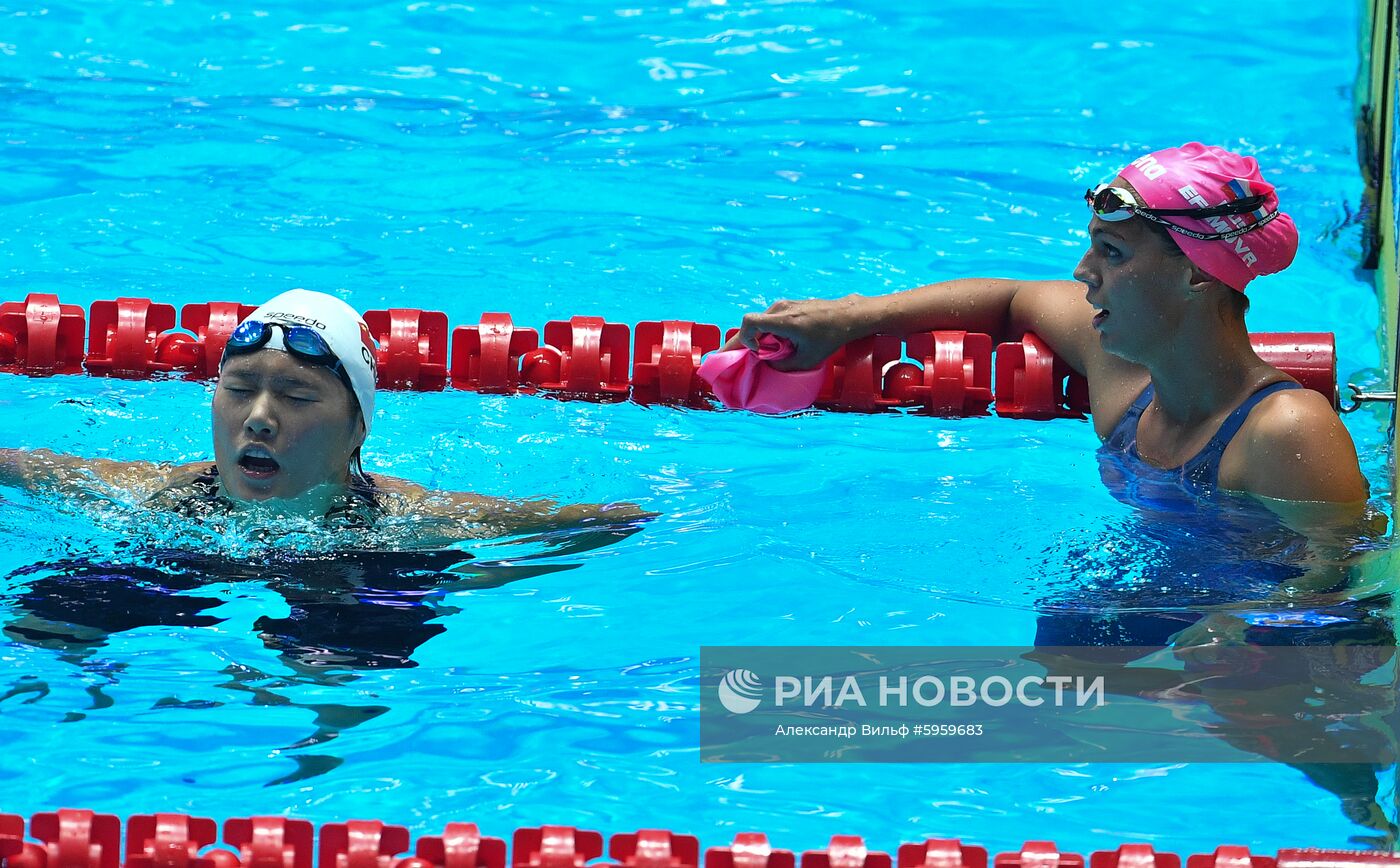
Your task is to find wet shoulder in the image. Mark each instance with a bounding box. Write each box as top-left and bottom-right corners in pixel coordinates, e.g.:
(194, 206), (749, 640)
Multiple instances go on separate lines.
(144, 462), (220, 511)
(1218, 386), (1367, 502)
(361, 473), (431, 517)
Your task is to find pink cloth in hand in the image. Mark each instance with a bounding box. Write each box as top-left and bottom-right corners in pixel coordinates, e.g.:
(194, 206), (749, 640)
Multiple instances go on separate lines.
(698, 333), (826, 414)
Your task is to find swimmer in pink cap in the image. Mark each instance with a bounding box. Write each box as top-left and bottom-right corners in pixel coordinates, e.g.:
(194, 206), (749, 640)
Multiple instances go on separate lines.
(725, 142), (1367, 512)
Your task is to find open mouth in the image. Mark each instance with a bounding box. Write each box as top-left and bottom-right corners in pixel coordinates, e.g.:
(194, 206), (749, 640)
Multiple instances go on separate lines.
(1092, 309), (1110, 328)
(238, 451), (281, 480)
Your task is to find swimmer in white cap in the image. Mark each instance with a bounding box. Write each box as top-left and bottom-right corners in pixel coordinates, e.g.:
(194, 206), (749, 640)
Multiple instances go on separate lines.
(1, 289), (647, 536)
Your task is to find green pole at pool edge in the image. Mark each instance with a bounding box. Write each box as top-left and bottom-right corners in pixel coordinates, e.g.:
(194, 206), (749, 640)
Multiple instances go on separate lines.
(1357, 0), (1400, 822)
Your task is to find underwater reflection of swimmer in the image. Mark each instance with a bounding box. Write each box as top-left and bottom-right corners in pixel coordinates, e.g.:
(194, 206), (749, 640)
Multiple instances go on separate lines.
(1031, 479), (1397, 847)
(1, 521), (638, 782)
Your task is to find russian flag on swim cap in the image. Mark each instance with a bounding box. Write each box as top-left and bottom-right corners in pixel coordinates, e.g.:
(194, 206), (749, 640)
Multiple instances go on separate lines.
(1115, 142), (1299, 291)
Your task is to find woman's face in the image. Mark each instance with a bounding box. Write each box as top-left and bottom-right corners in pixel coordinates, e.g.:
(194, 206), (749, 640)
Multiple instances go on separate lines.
(1073, 178), (1196, 365)
(212, 349), (365, 503)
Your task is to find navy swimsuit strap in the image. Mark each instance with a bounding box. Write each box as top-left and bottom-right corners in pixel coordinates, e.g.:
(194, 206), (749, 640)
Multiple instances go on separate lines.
(1181, 380), (1303, 478)
(1104, 383), (1156, 452)
(1105, 379), (1304, 475)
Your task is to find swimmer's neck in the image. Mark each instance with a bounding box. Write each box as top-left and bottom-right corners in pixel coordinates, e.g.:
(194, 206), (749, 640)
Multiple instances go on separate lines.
(1139, 319), (1272, 426)
(216, 478), (353, 519)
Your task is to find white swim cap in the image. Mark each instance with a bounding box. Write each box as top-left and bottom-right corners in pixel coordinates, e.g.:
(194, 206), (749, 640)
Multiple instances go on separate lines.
(234, 289), (379, 432)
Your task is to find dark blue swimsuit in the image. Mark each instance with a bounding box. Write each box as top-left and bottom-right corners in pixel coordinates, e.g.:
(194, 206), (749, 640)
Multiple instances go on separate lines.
(1101, 379), (1302, 497)
(1035, 379), (1388, 649)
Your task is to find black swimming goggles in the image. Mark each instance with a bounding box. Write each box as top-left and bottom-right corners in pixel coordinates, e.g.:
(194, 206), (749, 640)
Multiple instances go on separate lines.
(1084, 183), (1279, 241)
(223, 319), (354, 393)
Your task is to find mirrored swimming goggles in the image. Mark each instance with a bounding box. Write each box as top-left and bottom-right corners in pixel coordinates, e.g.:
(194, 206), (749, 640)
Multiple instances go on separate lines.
(1083, 183), (1279, 241)
(223, 319), (354, 392)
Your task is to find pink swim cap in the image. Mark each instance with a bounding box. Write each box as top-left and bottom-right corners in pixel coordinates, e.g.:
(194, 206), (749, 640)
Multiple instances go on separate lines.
(1114, 142), (1298, 291)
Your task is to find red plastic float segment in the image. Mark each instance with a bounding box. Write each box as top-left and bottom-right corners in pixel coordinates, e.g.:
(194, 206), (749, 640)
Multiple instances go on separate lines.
(223, 817), (316, 868)
(897, 840), (988, 868)
(900, 331), (994, 416)
(9, 842), (50, 868)
(450, 314), (540, 393)
(994, 333), (1084, 420)
(819, 335), (905, 412)
(414, 823), (508, 868)
(0, 294), (87, 375)
(125, 814), (221, 868)
(363, 308), (449, 391)
(318, 820), (410, 868)
(1275, 850), (1400, 867)
(1090, 846), (1179, 868)
(993, 843), (1085, 868)
(801, 836), (892, 868)
(632, 321), (722, 406)
(607, 831), (700, 868)
(180, 302), (258, 380)
(1186, 848), (1275, 868)
(0, 813), (25, 861)
(85, 298), (182, 378)
(29, 809), (123, 868)
(512, 827), (605, 868)
(524, 317), (631, 398)
(1249, 333), (1337, 408)
(704, 833), (795, 868)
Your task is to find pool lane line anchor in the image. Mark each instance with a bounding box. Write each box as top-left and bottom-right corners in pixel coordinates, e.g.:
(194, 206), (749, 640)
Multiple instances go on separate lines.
(1340, 383), (1397, 413)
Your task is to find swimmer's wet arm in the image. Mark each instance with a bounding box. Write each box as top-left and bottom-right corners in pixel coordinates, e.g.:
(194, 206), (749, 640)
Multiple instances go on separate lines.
(1, 448), (113, 490)
(380, 478), (655, 534)
(0, 448), (173, 498)
(725, 279), (1093, 372)
(465, 496), (655, 534)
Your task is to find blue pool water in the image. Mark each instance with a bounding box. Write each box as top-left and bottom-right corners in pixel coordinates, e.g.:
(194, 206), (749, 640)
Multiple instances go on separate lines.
(0, 0), (1395, 854)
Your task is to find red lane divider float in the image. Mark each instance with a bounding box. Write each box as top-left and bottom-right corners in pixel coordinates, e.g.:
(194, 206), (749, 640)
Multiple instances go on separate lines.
(410, 824), (506, 868)
(181, 303), (258, 380)
(0, 294), (1341, 416)
(451, 314), (540, 394)
(124, 813), (221, 868)
(1, 812), (1398, 868)
(994, 842), (1084, 868)
(521, 317), (632, 400)
(514, 826), (604, 868)
(705, 834), (794, 868)
(2, 812), (1400, 868)
(802, 836), (891, 868)
(364, 310), (450, 391)
(85, 298), (182, 379)
(898, 839), (986, 868)
(0, 294), (86, 375)
(608, 830), (700, 868)
(633, 322), (722, 407)
(994, 332), (1089, 421)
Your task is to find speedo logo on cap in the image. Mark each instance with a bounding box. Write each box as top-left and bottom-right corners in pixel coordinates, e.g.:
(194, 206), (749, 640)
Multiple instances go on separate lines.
(1177, 183), (1260, 268)
(264, 311), (327, 330)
